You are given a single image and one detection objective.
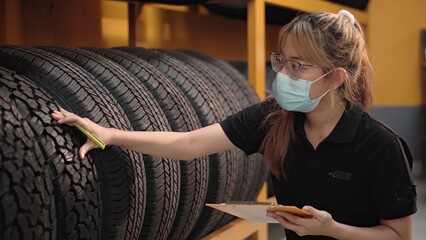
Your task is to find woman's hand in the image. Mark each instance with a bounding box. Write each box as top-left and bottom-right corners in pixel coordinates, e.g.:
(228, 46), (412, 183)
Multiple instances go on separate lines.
(51, 108), (111, 159)
(266, 206), (337, 237)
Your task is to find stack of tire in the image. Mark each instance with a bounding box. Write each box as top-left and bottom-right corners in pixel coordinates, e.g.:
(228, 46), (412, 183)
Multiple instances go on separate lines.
(0, 45), (269, 240)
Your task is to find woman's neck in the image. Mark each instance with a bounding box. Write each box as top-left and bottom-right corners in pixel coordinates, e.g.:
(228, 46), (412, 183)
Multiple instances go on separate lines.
(304, 97), (346, 148)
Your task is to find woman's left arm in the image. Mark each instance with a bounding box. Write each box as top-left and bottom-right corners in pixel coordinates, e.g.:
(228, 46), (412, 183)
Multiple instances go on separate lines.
(267, 206), (413, 240)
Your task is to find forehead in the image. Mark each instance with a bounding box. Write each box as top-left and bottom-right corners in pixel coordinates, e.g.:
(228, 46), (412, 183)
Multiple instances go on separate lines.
(280, 34), (322, 65)
(280, 39), (303, 60)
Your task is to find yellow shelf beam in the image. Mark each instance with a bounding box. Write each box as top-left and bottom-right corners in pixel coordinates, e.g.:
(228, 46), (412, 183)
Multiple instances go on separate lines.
(202, 218), (267, 240)
(202, 183), (269, 240)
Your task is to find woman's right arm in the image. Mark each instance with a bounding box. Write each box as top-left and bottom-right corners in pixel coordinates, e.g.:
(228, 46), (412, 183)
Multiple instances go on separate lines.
(51, 108), (236, 160)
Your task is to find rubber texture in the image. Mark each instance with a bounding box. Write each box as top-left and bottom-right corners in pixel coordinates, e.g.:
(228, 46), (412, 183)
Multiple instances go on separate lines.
(180, 50), (270, 231)
(39, 46), (188, 240)
(166, 50), (253, 229)
(85, 48), (209, 240)
(0, 45), (143, 240)
(0, 77), (55, 240)
(116, 47), (240, 239)
(0, 66), (100, 240)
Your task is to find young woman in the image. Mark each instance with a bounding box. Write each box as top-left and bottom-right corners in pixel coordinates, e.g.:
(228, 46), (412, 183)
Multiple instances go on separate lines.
(52, 10), (417, 240)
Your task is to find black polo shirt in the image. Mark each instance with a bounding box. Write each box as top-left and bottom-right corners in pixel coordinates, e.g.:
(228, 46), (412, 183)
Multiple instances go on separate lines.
(220, 98), (417, 240)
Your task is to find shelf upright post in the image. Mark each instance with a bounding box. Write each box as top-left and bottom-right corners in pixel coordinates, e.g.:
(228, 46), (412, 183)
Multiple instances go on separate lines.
(247, 0), (266, 100)
(128, 1), (142, 47)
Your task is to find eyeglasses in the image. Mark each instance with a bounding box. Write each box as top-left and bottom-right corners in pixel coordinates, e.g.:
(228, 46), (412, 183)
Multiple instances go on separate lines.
(270, 52), (322, 80)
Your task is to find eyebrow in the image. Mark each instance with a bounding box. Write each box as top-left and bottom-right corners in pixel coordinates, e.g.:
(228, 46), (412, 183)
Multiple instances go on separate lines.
(288, 56), (304, 62)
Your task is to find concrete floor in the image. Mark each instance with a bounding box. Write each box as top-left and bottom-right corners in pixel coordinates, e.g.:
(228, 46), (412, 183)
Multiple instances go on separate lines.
(268, 162), (426, 240)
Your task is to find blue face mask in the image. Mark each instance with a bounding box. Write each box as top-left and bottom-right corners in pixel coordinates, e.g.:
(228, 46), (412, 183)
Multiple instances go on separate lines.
(272, 72), (330, 113)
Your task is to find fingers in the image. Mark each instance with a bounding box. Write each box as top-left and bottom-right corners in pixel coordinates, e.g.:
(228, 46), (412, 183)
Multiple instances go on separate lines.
(267, 212), (305, 234)
(51, 110), (65, 121)
(302, 206), (319, 217)
(79, 140), (97, 160)
(268, 207), (334, 237)
(59, 107), (71, 115)
(51, 108), (86, 127)
(274, 211), (306, 225)
(302, 206), (315, 213)
(51, 108), (77, 125)
(302, 206), (329, 221)
(57, 108), (78, 124)
(58, 114), (80, 125)
(51, 108), (94, 158)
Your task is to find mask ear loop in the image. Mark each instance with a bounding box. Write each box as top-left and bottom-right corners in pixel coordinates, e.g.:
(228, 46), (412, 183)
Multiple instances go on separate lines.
(310, 70), (333, 100)
(310, 88), (330, 101)
(311, 69), (333, 84)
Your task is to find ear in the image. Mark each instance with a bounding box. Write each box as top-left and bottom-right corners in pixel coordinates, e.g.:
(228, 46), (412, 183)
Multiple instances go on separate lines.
(329, 68), (347, 89)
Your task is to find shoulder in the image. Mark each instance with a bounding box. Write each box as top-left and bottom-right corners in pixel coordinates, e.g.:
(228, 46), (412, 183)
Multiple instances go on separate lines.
(219, 97), (279, 154)
(252, 97), (279, 114)
(356, 111), (414, 169)
(337, 102), (399, 149)
(232, 97), (279, 123)
(357, 110), (399, 146)
(219, 97), (279, 134)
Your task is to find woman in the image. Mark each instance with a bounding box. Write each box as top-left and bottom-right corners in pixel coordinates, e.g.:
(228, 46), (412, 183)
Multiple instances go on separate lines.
(52, 10), (417, 239)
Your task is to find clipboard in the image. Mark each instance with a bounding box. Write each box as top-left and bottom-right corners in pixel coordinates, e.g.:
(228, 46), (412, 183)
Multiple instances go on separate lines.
(206, 201), (312, 223)
(206, 202), (279, 223)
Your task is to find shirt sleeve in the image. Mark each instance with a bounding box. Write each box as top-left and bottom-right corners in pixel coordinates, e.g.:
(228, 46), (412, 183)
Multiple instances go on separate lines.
(371, 136), (417, 220)
(219, 99), (275, 155)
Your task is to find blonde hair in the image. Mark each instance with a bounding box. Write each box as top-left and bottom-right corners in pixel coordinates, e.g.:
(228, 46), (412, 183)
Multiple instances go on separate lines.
(262, 11), (374, 178)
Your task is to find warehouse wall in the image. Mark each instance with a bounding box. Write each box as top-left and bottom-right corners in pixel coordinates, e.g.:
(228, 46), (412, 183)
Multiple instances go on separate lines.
(368, 0), (426, 106)
(0, 0), (103, 47)
(368, 0), (426, 164)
